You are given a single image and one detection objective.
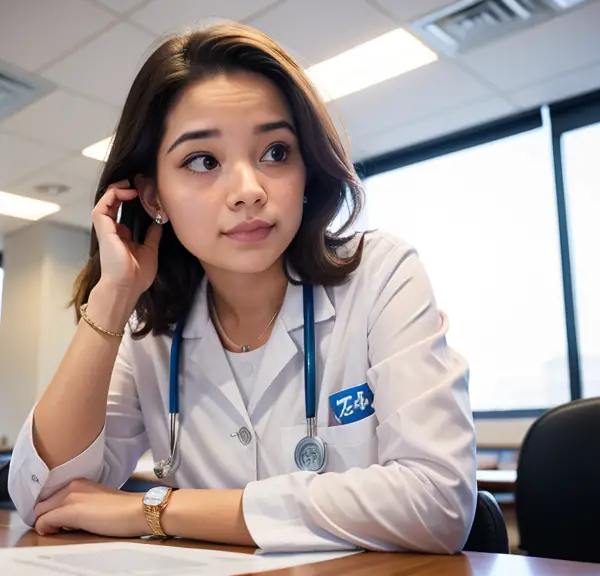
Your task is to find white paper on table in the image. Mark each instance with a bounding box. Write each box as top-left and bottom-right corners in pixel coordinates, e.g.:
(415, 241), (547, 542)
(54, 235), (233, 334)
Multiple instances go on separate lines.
(0, 542), (361, 575)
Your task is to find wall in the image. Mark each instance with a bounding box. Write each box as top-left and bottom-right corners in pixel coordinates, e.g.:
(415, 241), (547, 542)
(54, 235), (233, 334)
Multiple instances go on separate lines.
(0, 221), (89, 445)
(37, 225), (89, 398)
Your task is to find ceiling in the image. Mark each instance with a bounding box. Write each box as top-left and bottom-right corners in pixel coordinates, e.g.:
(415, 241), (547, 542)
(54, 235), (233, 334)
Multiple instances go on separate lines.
(1, 0), (600, 240)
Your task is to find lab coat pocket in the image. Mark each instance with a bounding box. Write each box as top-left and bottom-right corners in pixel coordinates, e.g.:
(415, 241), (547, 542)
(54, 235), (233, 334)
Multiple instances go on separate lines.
(280, 413), (379, 475)
(319, 413), (379, 472)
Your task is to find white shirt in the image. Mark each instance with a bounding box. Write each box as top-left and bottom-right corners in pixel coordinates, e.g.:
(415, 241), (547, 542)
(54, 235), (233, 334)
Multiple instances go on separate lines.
(8, 231), (477, 553)
(226, 347), (266, 409)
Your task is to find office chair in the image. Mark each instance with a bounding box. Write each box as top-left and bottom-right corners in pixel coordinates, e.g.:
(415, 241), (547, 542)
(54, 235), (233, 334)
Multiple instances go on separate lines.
(516, 397), (600, 563)
(0, 458), (12, 508)
(463, 490), (509, 553)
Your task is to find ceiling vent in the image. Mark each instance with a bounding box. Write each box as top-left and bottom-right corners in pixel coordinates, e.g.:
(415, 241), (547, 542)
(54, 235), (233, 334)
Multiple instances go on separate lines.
(0, 62), (53, 120)
(409, 0), (592, 55)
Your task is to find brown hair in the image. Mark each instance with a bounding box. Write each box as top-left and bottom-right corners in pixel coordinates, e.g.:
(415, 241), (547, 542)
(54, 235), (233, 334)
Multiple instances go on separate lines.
(72, 22), (364, 338)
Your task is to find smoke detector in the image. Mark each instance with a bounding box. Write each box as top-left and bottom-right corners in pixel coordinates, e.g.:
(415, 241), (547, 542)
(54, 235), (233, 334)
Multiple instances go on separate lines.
(34, 183), (70, 197)
(409, 0), (593, 56)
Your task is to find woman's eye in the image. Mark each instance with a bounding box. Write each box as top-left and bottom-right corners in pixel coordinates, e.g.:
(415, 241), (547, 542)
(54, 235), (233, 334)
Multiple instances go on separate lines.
(261, 143), (289, 163)
(185, 154), (220, 173)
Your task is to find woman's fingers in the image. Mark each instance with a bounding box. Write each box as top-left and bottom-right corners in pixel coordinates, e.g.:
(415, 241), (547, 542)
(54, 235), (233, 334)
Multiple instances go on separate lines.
(92, 181), (137, 239)
(100, 180), (133, 219)
(143, 221), (163, 252)
(89, 179), (162, 293)
(33, 479), (99, 521)
(34, 486), (68, 521)
(115, 222), (133, 243)
(35, 507), (74, 536)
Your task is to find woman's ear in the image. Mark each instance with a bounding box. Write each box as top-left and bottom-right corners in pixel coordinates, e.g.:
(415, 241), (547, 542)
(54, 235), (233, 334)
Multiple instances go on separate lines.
(134, 174), (169, 224)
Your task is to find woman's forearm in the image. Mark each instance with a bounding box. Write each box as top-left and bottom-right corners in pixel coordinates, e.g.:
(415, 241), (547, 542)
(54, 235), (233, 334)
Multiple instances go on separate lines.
(32, 281), (138, 470)
(161, 489), (255, 547)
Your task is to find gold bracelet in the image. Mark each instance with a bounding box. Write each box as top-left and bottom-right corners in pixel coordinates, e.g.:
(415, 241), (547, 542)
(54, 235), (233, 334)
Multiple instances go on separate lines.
(79, 303), (125, 339)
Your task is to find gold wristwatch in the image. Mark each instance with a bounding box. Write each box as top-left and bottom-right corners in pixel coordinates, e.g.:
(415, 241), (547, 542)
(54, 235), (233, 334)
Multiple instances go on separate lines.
(142, 486), (173, 537)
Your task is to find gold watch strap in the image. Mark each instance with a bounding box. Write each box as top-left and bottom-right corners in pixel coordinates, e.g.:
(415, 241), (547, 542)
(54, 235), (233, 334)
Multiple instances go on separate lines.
(143, 488), (173, 537)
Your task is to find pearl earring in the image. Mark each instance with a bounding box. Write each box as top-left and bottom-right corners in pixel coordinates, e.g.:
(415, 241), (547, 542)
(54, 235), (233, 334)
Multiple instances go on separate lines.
(155, 213), (163, 225)
(303, 196), (308, 204)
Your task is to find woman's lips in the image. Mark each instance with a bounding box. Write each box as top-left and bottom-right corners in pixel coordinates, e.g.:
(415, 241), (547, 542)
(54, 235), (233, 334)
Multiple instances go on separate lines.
(224, 225), (274, 243)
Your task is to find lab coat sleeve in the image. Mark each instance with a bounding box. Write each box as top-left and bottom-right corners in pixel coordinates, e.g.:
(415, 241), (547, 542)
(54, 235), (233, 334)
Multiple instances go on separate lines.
(8, 330), (149, 527)
(243, 242), (477, 553)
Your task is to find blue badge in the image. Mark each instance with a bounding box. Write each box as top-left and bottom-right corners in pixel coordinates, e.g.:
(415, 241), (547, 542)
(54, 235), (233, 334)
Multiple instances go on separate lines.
(329, 382), (375, 425)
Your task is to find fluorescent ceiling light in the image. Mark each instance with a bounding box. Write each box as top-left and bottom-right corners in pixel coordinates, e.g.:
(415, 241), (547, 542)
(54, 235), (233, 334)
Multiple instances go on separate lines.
(306, 28), (438, 102)
(0, 191), (60, 221)
(82, 135), (114, 162)
(83, 29), (437, 160)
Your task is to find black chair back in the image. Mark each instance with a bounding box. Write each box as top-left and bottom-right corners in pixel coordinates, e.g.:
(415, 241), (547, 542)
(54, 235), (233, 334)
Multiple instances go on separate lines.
(0, 459), (11, 504)
(463, 490), (509, 553)
(516, 397), (600, 563)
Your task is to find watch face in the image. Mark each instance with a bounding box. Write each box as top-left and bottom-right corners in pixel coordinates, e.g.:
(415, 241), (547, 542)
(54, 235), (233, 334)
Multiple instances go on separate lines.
(143, 486), (169, 506)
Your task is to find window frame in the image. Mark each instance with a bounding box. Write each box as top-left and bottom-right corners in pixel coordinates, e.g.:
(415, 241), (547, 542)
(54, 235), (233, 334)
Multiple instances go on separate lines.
(355, 88), (600, 420)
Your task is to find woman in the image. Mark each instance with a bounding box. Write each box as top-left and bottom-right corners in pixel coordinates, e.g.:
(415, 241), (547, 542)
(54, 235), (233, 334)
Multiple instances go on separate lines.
(8, 22), (476, 553)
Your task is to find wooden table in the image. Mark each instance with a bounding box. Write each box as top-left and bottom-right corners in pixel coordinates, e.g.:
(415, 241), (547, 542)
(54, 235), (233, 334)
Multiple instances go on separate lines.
(2, 511), (599, 575)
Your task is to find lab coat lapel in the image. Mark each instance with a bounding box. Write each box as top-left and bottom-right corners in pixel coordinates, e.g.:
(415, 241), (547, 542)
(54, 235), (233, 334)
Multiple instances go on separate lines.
(182, 277), (250, 424)
(247, 282), (335, 416)
(247, 315), (297, 416)
(196, 323), (250, 423)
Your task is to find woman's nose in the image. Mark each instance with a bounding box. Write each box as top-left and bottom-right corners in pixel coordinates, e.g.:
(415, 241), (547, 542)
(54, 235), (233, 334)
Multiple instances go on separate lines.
(227, 164), (267, 208)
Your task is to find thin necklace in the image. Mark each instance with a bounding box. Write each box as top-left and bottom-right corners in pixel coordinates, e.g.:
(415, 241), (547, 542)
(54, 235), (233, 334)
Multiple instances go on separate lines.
(209, 286), (281, 353)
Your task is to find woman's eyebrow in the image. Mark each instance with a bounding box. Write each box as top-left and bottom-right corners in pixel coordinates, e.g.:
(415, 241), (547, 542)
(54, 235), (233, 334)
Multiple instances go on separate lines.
(167, 128), (220, 154)
(166, 120), (296, 154)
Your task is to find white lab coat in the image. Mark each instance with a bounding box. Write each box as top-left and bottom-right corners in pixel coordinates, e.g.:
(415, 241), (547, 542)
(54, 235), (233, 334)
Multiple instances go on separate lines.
(8, 231), (477, 553)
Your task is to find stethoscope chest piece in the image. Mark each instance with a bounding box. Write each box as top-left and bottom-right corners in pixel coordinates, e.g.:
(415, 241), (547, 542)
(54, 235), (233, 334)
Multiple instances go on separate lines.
(154, 458), (172, 480)
(294, 434), (327, 472)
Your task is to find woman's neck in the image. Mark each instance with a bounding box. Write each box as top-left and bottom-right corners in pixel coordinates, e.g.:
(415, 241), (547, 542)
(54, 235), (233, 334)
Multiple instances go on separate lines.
(203, 259), (288, 350)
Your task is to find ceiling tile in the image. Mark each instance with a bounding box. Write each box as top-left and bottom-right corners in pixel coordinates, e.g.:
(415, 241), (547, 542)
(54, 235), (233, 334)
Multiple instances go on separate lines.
(94, 0), (148, 13)
(509, 61), (600, 109)
(0, 0), (115, 72)
(250, 0), (396, 65)
(335, 60), (493, 138)
(57, 155), (105, 183)
(372, 0), (456, 24)
(130, 0), (280, 36)
(461, 2), (600, 91)
(2, 90), (119, 152)
(358, 97), (515, 158)
(58, 201), (95, 228)
(42, 22), (157, 107)
(48, 197), (95, 229)
(0, 133), (67, 188)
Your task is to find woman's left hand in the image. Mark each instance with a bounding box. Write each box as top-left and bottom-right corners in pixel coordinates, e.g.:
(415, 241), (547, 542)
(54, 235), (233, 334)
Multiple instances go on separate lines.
(33, 479), (148, 538)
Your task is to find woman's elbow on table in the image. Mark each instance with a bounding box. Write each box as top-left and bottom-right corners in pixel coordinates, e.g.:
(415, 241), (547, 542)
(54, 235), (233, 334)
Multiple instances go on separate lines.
(307, 461), (476, 554)
(416, 488), (476, 555)
(393, 465), (477, 555)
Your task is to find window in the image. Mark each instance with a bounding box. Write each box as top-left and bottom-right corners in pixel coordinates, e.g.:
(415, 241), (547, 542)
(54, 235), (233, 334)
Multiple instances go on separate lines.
(362, 127), (571, 412)
(562, 120), (600, 398)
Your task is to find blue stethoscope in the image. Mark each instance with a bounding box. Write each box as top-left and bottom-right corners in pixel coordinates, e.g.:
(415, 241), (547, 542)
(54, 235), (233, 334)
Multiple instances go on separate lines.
(153, 285), (327, 479)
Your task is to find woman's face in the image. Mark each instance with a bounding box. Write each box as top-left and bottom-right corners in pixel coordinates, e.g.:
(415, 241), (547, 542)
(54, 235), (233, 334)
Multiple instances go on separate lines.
(154, 71), (306, 275)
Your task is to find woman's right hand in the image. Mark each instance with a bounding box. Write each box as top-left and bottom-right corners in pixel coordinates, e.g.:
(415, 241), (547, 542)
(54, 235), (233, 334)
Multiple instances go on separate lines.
(92, 179), (163, 299)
